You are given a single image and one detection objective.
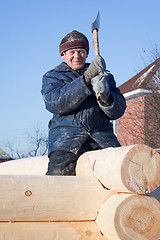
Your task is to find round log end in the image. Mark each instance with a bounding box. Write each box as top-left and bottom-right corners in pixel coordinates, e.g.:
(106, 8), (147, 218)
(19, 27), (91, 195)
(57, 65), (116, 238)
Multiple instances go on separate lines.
(96, 194), (160, 240)
(115, 195), (160, 240)
(121, 144), (160, 194)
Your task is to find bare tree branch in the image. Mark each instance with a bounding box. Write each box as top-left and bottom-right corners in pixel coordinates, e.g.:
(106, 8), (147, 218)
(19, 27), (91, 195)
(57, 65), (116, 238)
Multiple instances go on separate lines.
(1, 123), (48, 159)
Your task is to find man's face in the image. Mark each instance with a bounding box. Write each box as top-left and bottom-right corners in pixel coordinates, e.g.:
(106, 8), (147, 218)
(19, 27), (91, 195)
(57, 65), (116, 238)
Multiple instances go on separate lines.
(62, 48), (88, 70)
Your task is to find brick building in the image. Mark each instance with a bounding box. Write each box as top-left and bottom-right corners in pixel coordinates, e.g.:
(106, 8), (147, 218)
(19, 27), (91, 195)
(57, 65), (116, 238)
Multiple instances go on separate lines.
(117, 57), (160, 149)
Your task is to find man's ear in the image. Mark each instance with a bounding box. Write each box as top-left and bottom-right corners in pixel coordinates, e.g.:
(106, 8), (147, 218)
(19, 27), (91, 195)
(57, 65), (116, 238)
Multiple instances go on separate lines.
(61, 53), (65, 59)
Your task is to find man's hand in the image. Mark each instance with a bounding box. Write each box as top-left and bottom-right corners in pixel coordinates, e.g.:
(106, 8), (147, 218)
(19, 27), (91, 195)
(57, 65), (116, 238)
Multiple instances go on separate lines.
(91, 75), (110, 103)
(84, 56), (106, 85)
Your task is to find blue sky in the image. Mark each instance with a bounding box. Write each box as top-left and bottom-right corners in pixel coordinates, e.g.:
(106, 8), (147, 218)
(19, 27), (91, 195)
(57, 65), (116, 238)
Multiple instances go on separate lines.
(1, 0), (160, 154)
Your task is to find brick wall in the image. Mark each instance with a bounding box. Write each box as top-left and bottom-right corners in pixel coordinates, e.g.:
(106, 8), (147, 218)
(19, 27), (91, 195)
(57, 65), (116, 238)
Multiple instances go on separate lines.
(117, 94), (160, 148)
(117, 96), (145, 146)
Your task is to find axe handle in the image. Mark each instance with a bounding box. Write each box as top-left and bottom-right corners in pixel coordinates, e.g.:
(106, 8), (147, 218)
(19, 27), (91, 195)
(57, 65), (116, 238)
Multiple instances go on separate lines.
(92, 29), (100, 56)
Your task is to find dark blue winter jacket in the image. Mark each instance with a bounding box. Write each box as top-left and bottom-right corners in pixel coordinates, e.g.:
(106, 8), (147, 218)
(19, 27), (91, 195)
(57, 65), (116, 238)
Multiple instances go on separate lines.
(41, 62), (126, 155)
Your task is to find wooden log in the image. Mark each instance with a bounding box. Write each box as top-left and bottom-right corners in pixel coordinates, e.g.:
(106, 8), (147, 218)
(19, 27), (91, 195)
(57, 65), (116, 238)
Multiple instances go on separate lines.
(0, 175), (114, 222)
(96, 193), (160, 240)
(0, 221), (108, 240)
(0, 156), (49, 175)
(76, 144), (160, 194)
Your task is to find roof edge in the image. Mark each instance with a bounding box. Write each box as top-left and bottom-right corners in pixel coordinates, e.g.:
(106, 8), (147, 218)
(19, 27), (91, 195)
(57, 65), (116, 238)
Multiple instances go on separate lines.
(119, 57), (160, 94)
(124, 88), (152, 100)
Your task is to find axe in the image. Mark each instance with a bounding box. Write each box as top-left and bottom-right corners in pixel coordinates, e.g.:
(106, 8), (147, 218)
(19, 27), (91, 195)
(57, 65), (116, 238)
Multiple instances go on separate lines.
(92, 11), (106, 75)
(92, 11), (100, 56)
(92, 12), (108, 101)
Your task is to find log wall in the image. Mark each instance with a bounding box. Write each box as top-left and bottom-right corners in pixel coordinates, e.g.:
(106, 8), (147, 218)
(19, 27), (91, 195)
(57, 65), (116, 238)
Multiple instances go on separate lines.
(0, 144), (160, 240)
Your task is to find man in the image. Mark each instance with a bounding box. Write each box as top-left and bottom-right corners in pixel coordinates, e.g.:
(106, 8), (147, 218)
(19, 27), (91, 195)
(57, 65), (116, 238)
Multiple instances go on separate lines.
(41, 30), (126, 175)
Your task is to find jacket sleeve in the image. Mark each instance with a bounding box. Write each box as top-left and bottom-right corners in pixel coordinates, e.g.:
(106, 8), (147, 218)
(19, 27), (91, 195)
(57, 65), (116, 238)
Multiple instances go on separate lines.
(41, 71), (91, 115)
(97, 73), (126, 120)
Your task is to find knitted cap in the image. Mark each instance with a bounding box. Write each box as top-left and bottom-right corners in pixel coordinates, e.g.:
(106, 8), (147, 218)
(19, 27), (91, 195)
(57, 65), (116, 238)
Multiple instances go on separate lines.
(59, 30), (89, 55)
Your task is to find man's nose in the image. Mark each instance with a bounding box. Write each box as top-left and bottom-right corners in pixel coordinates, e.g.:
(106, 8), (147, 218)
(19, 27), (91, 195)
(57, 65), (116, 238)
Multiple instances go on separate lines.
(74, 51), (80, 57)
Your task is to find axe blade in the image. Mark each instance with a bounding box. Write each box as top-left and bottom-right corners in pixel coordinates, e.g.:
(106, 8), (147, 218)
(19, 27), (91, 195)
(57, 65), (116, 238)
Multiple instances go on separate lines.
(92, 11), (100, 32)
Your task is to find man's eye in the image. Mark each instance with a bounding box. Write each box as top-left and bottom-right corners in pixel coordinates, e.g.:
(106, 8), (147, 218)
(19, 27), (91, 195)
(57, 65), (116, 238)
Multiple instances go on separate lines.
(79, 51), (85, 54)
(69, 51), (74, 55)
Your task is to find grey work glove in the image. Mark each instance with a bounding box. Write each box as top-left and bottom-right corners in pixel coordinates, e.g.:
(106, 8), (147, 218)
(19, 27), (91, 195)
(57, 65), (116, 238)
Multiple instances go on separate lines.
(84, 55), (106, 85)
(91, 75), (110, 101)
